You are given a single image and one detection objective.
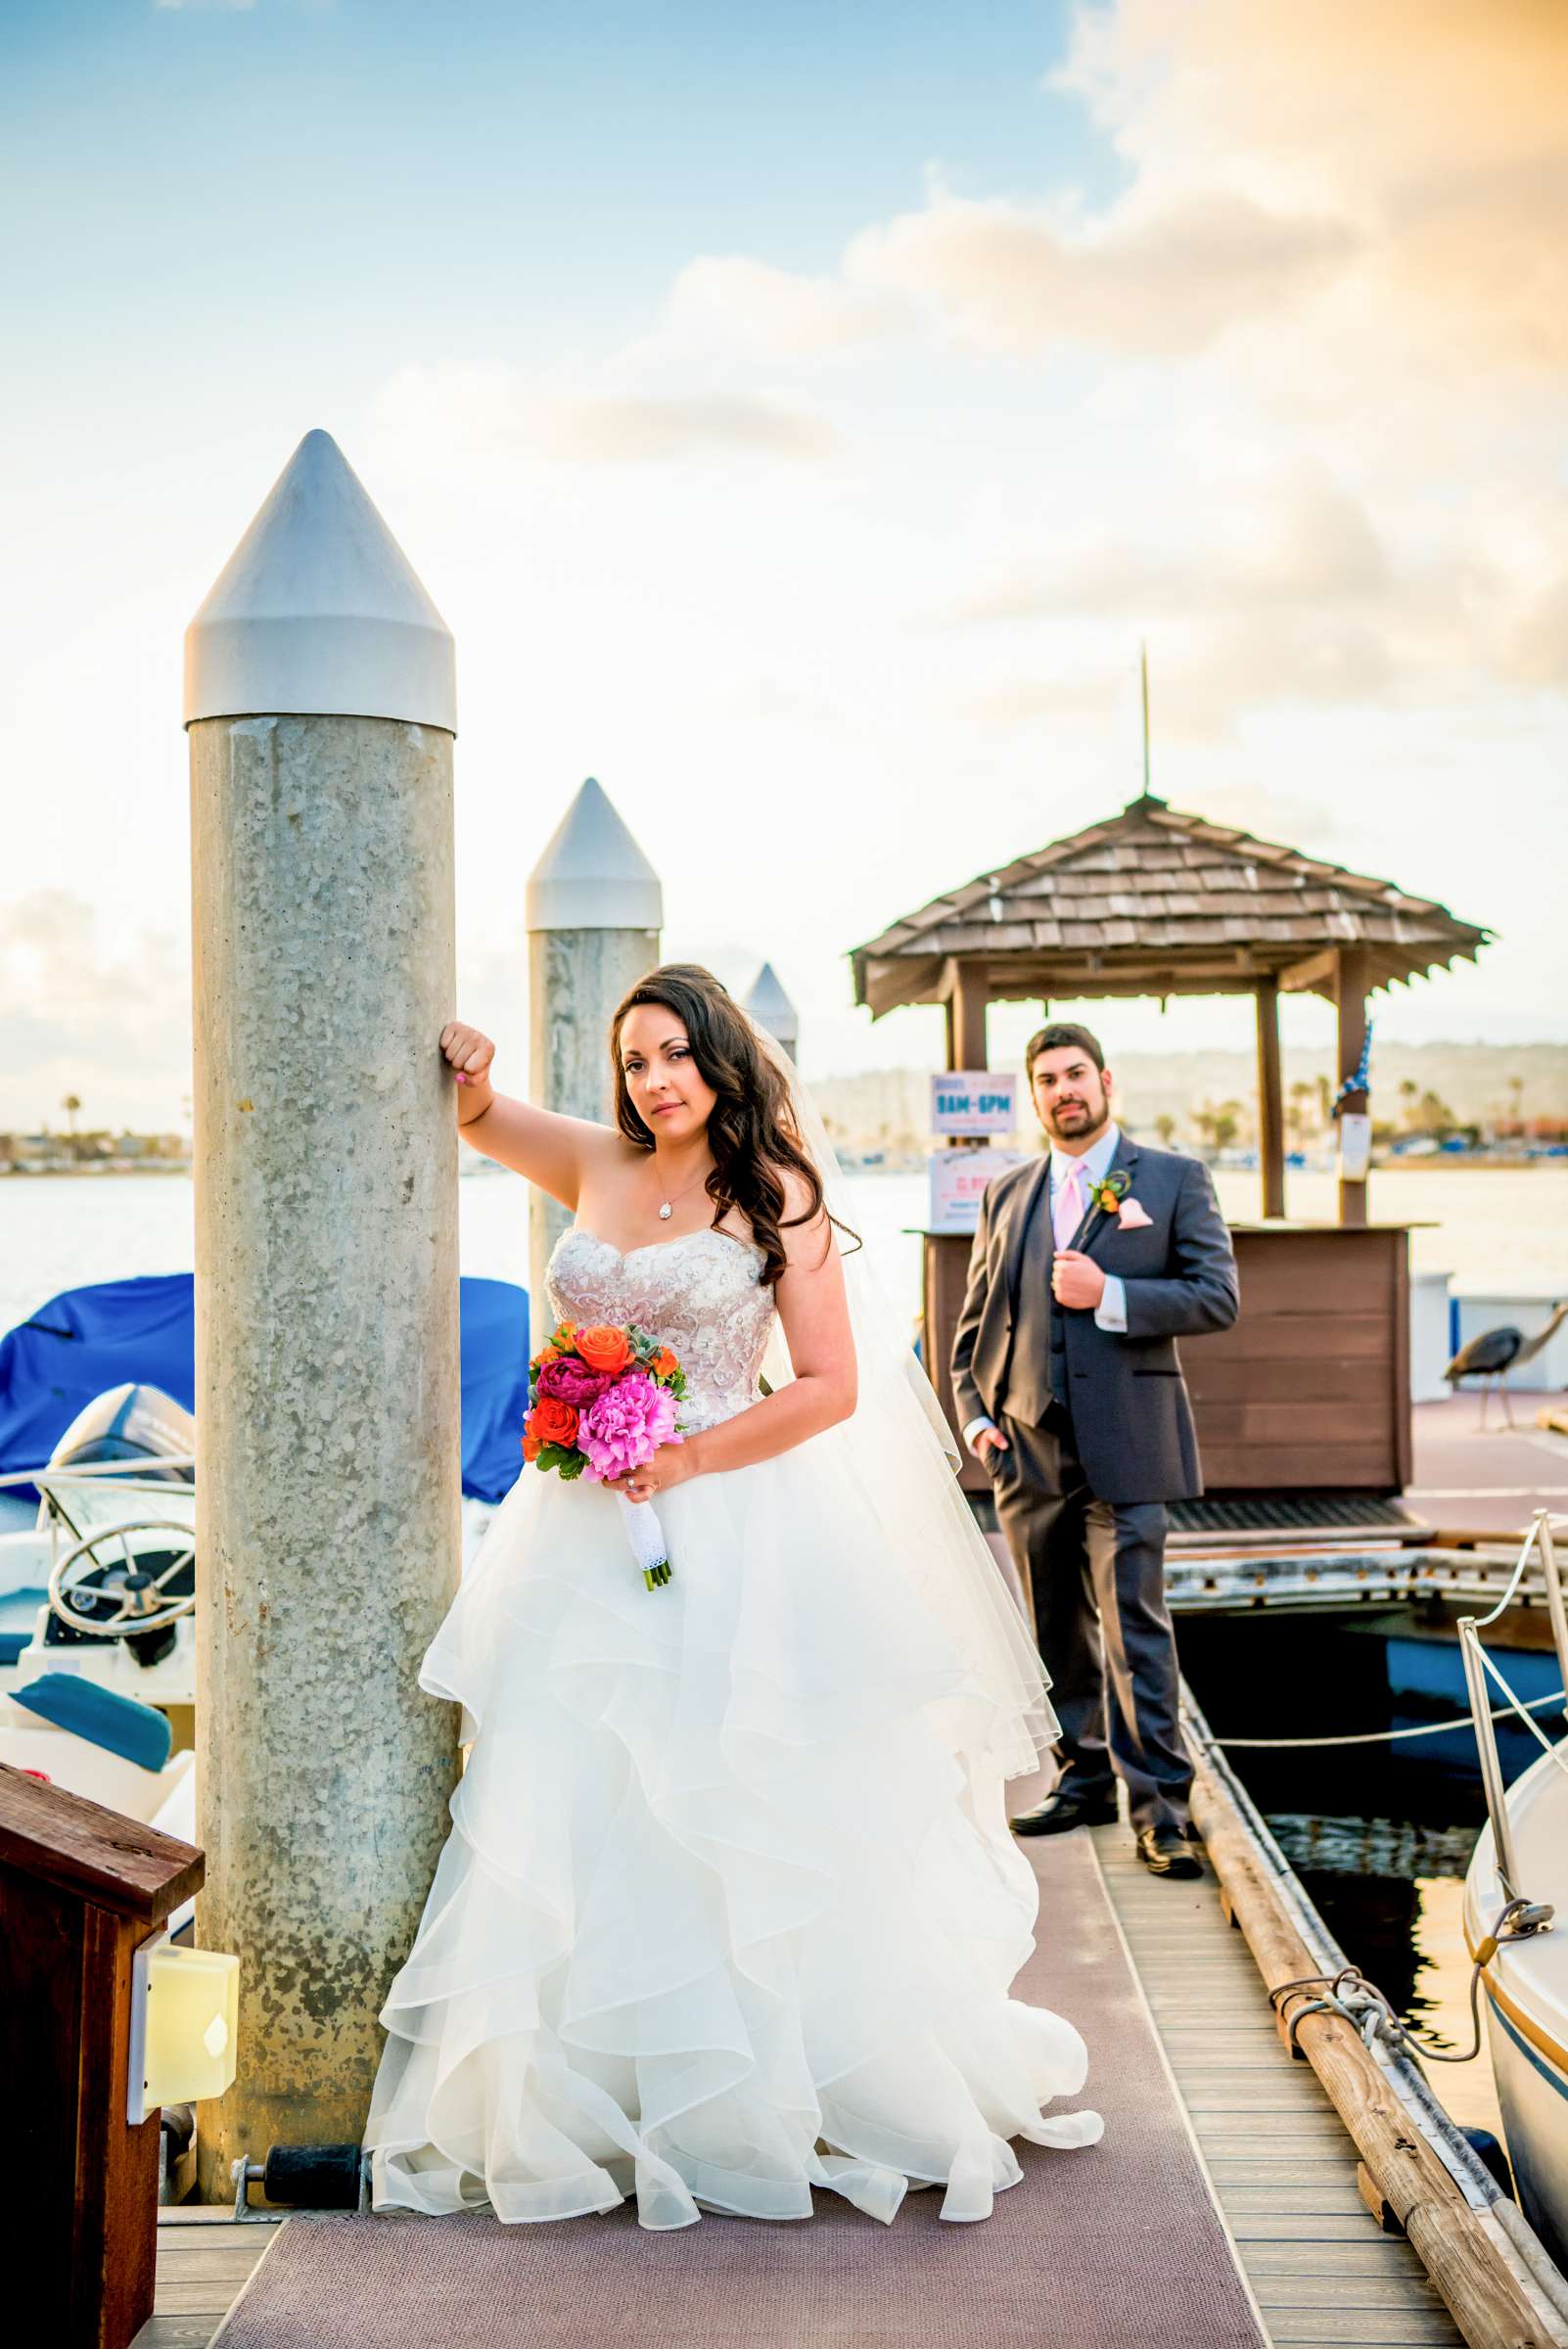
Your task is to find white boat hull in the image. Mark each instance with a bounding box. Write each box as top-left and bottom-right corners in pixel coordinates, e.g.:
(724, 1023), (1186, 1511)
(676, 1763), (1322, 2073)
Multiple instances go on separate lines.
(1481, 1969), (1568, 2271)
(1463, 1734), (1568, 2272)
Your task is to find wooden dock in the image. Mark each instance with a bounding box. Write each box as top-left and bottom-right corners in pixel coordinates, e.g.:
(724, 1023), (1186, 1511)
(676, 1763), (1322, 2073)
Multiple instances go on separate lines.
(133, 1823), (1473, 2349)
(1092, 1824), (1463, 2349)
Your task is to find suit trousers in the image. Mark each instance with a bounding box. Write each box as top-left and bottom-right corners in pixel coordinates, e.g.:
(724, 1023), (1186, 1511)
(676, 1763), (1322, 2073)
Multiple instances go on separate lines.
(991, 1405), (1192, 1831)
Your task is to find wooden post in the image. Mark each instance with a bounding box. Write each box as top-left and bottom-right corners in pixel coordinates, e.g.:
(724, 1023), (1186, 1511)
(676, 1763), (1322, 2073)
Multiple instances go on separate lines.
(1335, 945), (1371, 1227)
(0, 1765), (204, 2349)
(944, 957), (989, 1071)
(1255, 975), (1285, 1219)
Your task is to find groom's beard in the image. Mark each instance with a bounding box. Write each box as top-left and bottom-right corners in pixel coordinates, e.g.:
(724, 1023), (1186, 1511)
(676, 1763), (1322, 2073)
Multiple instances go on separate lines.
(1041, 1089), (1110, 1148)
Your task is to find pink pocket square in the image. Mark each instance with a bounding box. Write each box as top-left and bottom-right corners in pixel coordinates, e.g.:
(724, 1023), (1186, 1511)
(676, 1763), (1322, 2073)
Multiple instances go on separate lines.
(1117, 1197), (1153, 1229)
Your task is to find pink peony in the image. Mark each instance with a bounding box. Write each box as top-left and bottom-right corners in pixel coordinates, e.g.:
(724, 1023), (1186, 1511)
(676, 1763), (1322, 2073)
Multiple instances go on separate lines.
(577, 1372), (681, 1483)
(537, 1354), (615, 1411)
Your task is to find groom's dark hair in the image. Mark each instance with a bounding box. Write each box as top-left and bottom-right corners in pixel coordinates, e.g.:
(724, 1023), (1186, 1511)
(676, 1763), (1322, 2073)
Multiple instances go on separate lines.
(1025, 1022), (1105, 1076)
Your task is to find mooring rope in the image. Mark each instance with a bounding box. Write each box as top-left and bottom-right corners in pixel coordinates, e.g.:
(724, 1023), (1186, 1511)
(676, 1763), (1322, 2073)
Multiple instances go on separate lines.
(1270, 1894), (1553, 2068)
(1471, 1516), (1545, 1631)
(1208, 1685), (1566, 1749)
(1476, 1645), (1568, 1788)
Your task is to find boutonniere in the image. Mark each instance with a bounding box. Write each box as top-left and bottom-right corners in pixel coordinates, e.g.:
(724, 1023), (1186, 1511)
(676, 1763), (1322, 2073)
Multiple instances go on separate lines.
(1090, 1169), (1130, 1217)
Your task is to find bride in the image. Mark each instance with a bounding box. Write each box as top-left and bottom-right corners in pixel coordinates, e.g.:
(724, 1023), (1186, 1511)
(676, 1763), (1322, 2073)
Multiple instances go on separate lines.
(364, 963), (1102, 2230)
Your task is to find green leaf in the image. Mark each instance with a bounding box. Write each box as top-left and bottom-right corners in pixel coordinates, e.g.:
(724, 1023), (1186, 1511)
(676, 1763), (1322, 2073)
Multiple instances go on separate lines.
(558, 1452), (587, 1482)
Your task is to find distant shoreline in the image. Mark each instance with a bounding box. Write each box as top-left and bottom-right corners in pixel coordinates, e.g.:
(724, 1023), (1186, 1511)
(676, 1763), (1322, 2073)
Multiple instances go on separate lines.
(4, 1153), (1564, 1180)
(1, 1164), (193, 1178)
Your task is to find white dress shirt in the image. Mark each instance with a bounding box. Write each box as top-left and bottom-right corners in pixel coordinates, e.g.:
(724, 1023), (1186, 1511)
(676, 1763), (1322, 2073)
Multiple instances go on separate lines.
(963, 1122), (1129, 1454)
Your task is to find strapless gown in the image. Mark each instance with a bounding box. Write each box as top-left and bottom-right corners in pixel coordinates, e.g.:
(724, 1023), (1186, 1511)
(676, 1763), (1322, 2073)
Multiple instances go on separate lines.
(363, 1226), (1102, 2229)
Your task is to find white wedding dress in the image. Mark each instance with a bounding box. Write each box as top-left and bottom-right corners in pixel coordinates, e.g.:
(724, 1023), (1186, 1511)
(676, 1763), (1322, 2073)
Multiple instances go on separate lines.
(364, 1224), (1102, 2230)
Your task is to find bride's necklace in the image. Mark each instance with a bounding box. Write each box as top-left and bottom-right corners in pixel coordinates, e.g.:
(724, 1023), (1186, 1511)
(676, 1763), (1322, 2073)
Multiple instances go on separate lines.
(652, 1156), (712, 1223)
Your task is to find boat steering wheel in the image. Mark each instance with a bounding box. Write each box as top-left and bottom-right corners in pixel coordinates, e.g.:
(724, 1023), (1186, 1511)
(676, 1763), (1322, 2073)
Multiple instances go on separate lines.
(47, 1519), (198, 1639)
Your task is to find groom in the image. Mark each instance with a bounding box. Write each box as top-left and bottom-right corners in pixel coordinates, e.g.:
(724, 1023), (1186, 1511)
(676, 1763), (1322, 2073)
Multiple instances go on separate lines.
(950, 1024), (1239, 1879)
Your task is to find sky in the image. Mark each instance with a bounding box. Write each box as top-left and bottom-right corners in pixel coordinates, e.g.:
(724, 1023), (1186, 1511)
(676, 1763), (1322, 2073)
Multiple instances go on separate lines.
(2, 0), (1566, 1130)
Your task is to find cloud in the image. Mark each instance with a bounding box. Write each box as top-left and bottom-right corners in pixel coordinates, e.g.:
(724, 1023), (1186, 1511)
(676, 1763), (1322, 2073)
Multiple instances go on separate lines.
(639, 188), (1358, 368)
(365, 361), (844, 479)
(697, 677), (872, 739)
(0, 895), (190, 1128)
(1052, 0), (1568, 369)
(948, 474), (1389, 625)
(655, 256), (904, 361)
(969, 616), (1398, 743)
(842, 186), (1358, 356)
(1503, 579), (1568, 687)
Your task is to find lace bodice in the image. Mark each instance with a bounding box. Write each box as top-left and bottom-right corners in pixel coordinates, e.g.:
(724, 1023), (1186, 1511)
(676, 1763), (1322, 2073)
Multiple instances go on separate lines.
(546, 1227), (775, 1432)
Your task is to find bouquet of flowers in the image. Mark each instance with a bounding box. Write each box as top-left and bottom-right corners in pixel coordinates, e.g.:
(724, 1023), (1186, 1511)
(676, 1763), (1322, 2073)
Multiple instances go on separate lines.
(524, 1321), (688, 1589)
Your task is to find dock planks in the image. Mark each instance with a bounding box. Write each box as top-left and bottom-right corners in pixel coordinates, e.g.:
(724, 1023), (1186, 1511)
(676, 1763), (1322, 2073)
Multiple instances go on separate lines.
(1090, 1822), (1465, 2349)
(135, 1830), (1469, 2349)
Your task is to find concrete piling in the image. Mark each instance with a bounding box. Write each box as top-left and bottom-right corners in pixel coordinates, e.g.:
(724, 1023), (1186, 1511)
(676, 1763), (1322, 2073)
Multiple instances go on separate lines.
(742, 961), (798, 1060)
(525, 778), (662, 1307)
(184, 430), (462, 2191)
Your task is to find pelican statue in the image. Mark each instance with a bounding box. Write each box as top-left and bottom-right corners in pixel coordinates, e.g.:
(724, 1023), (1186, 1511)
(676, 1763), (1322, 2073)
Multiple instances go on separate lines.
(1443, 1299), (1568, 1429)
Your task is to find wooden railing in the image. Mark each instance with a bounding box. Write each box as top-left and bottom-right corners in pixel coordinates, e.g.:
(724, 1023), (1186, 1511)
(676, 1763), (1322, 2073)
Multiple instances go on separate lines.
(0, 1762), (204, 2348)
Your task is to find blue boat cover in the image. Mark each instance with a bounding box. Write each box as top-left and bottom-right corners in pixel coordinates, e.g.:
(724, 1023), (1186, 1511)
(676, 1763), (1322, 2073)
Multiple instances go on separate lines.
(0, 1273), (529, 1504)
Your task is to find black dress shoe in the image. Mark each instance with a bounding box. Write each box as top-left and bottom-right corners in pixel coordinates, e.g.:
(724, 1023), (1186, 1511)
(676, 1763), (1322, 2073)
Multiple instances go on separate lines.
(1136, 1823), (1203, 1879)
(1009, 1786), (1119, 1836)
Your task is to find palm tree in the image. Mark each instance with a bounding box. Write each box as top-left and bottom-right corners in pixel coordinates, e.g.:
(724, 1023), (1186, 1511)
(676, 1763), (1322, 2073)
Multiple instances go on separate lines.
(1399, 1078), (1419, 1132)
(1416, 1089), (1458, 1140)
(1154, 1114), (1177, 1147)
(1287, 1081), (1315, 1146)
(61, 1093), (82, 1162)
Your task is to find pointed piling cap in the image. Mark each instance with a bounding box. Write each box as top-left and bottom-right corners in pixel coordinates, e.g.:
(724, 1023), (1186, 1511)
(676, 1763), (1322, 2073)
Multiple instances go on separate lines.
(184, 430), (456, 731)
(526, 778), (663, 933)
(743, 961), (798, 1047)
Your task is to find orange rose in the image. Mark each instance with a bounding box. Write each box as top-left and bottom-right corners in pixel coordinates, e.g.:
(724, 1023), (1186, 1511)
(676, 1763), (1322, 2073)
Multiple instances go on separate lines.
(522, 1434), (542, 1462)
(527, 1395), (579, 1449)
(650, 1347), (678, 1379)
(576, 1323), (632, 1375)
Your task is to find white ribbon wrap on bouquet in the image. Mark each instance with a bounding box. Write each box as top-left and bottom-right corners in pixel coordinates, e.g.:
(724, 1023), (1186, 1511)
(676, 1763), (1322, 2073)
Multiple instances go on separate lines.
(616, 1491), (671, 1581)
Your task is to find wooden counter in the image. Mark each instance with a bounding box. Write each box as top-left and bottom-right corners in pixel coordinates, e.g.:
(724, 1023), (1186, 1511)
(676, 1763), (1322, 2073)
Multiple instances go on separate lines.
(922, 1220), (1413, 1498)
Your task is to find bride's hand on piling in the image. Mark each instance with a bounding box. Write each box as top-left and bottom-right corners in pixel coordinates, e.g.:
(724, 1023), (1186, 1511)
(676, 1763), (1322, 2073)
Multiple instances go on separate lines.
(607, 1441), (696, 1502)
(439, 1021), (495, 1116)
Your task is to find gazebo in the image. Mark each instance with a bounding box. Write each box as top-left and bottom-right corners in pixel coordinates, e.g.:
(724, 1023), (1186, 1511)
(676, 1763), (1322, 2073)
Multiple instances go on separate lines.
(851, 794), (1490, 1499)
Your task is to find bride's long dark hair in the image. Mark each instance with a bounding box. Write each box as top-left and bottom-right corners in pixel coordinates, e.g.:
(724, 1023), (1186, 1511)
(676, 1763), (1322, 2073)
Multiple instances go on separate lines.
(609, 963), (854, 1289)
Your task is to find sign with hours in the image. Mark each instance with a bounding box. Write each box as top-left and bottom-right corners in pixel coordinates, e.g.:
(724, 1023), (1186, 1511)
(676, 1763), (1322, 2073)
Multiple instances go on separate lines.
(930, 1071), (1018, 1136)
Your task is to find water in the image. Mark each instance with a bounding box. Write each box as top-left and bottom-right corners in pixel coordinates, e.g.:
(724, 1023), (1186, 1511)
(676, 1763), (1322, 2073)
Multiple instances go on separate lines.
(1177, 1612), (1519, 2139)
(3, 1162), (1565, 1343)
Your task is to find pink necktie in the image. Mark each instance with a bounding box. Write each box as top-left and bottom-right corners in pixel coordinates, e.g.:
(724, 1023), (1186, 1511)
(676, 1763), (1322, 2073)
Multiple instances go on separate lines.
(1052, 1161), (1084, 1253)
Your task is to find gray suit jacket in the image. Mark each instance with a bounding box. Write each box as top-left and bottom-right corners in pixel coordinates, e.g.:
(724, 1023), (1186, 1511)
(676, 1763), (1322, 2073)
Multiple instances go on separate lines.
(949, 1132), (1240, 1504)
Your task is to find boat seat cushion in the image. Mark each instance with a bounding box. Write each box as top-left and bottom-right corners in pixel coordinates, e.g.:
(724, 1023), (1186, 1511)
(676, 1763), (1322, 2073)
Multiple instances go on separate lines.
(10, 1673), (172, 1772)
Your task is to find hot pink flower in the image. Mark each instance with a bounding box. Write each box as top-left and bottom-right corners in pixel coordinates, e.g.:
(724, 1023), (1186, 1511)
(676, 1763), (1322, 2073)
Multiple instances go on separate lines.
(536, 1354), (615, 1411)
(577, 1373), (680, 1483)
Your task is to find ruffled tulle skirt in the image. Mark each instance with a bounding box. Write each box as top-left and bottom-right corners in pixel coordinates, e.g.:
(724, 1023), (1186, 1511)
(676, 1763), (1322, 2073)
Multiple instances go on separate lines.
(363, 1436), (1103, 2228)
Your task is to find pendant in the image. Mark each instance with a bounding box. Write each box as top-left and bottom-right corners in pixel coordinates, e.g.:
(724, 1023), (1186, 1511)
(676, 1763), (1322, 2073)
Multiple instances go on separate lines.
(658, 1202), (672, 1221)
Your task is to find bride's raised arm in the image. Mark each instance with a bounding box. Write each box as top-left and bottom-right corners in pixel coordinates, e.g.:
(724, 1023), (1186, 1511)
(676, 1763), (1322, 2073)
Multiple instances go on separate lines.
(438, 1020), (617, 1211)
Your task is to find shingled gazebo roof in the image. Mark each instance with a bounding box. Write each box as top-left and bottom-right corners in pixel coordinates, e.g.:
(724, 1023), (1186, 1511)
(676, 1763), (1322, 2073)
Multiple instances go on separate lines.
(850, 795), (1490, 1017)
